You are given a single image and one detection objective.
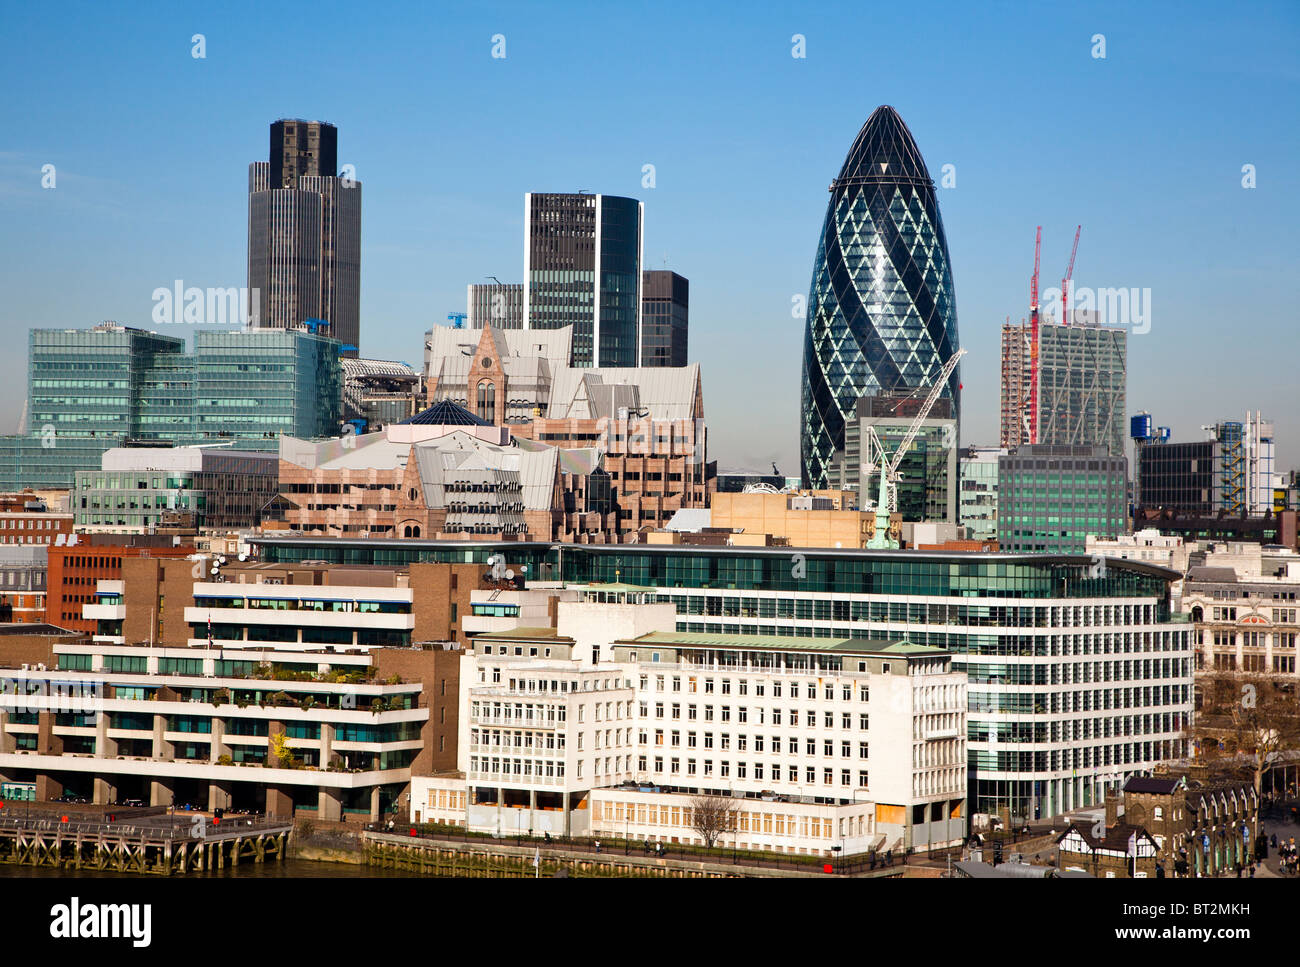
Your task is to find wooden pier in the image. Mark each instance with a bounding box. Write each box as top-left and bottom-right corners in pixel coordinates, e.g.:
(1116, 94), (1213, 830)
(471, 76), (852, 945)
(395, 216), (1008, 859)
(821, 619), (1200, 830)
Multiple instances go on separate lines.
(0, 813), (293, 875)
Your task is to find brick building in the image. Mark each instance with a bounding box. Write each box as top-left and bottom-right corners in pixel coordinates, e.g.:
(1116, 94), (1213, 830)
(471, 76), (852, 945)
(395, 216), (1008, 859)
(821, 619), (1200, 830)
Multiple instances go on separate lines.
(279, 399), (619, 543)
(0, 491), (73, 547)
(45, 535), (195, 633)
(424, 324), (715, 537)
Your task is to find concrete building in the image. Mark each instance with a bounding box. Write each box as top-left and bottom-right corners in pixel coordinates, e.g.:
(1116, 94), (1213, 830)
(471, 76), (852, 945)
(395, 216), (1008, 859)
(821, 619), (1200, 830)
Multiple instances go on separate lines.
(1179, 542), (1300, 678)
(423, 324), (714, 537)
(278, 399), (616, 542)
(74, 447), (279, 533)
(467, 283), (524, 330)
(342, 358), (424, 432)
(958, 446), (1005, 544)
(706, 490), (881, 549)
(0, 558), (505, 816)
(45, 535), (195, 634)
(248, 119), (361, 355)
(412, 589), (966, 855)
(258, 537), (1193, 822)
(1086, 530), (1191, 572)
(998, 445), (1127, 553)
(524, 193), (643, 368)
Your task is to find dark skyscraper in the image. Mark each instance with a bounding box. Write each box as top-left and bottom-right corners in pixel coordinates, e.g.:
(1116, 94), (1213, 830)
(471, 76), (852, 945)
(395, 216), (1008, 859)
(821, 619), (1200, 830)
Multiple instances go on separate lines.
(800, 106), (960, 489)
(248, 119), (361, 357)
(523, 192), (643, 367)
(640, 270), (688, 367)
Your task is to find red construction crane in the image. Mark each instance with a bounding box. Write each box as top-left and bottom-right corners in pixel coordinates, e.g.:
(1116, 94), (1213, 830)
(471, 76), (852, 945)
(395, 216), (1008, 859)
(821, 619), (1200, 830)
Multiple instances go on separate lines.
(1028, 226), (1042, 444)
(1061, 225), (1081, 326)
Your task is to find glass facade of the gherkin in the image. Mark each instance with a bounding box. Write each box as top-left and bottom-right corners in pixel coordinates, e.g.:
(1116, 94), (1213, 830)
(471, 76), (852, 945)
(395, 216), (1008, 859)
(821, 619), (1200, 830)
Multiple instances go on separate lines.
(801, 106), (960, 488)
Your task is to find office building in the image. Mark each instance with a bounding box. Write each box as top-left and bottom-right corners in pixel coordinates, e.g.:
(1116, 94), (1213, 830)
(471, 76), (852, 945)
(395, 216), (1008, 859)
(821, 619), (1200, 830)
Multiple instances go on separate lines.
(524, 192), (643, 368)
(413, 589), (966, 854)
(801, 106), (961, 489)
(1136, 414), (1276, 517)
(342, 358), (423, 431)
(45, 535), (195, 633)
(256, 536), (1194, 821)
(277, 398), (616, 542)
(0, 326), (343, 490)
(997, 445), (1127, 553)
(0, 546), (48, 623)
(0, 492), (74, 547)
(831, 395), (957, 522)
(1036, 320), (1127, 456)
(423, 324), (713, 536)
(958, 446), (1005, 544)
(73, 446), (279, 532)
(467, 283), (524, 330)
(248, 120), (361, 355)
(999, 322), (1032, 449)
(1179, 542), (1300, 679)
(640, 270), (688, 368)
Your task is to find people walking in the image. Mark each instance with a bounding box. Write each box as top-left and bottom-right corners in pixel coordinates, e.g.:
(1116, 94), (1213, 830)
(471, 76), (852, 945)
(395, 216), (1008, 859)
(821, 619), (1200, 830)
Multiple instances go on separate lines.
(594, 839), (601, 854)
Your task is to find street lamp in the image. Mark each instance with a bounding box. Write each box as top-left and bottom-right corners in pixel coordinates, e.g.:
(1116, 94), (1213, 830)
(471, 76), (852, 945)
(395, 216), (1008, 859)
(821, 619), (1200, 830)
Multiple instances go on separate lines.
(831, 844), (842, 874)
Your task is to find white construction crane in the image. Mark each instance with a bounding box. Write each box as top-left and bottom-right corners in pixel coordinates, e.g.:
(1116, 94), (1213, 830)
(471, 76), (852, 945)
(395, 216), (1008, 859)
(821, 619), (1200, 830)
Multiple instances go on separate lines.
(862, 349), (967, 547)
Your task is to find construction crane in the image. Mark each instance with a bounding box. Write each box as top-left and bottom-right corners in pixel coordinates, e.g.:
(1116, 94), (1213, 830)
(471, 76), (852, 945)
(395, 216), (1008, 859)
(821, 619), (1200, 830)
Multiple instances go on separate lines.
(863, 348), (967, 548)
(1061, 225), (1081, 326)
(1027, 226), (1042, 445)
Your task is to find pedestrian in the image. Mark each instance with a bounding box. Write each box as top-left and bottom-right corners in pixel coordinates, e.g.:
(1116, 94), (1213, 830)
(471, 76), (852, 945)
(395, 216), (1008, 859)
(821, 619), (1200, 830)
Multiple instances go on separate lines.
(1250, 864), (1256, 878)
(595, 839), (601, 854)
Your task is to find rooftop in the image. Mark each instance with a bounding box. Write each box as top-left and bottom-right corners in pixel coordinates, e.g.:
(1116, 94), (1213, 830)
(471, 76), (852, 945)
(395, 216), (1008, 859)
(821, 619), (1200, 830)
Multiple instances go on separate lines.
(618, 630), (946, 657)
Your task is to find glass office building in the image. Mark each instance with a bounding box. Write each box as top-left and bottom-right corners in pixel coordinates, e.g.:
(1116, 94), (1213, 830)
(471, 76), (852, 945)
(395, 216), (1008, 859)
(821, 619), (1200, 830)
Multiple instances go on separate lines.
(997, 445), (1127, 553)
(801, 106), (961, 489)
(524, 192), (643, 368)
(959, 446), (1006, 543)
(0, 325), (342, 490)
(254, 536), (1193, 821)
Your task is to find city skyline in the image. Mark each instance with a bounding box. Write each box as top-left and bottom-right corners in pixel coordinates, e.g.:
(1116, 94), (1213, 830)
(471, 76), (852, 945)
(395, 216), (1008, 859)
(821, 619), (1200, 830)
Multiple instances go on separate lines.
(0, 1), (1296, 475)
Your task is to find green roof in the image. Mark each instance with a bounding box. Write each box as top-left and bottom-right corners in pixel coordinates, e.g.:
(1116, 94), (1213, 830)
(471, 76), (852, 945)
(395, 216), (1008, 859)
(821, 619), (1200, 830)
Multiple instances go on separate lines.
(617, 630), (947, 656)
(473, 627), (565, 640)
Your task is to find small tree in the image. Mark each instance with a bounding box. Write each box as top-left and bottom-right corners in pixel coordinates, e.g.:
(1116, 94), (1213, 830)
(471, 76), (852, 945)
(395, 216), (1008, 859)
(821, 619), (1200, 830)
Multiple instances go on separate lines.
(688, 794), (738, 849)
(1188, 672), (1300, 796)
(269, 729), (299, 769)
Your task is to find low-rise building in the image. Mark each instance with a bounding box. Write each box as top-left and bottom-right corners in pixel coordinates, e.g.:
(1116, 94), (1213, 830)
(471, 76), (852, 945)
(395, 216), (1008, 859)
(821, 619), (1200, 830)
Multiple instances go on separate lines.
(412, 589), (966, 855)
(74, 446), (279, 533)
(0, 546), (48, 623)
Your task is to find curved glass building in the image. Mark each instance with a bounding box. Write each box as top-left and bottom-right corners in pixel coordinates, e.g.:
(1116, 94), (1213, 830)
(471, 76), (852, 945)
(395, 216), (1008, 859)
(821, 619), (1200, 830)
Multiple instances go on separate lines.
(801, 106), (961, 488)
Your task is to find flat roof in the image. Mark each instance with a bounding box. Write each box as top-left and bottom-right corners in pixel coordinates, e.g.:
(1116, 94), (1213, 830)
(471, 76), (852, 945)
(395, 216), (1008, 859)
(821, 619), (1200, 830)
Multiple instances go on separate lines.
(248, 536), (1183, 581)
(617, 631), (947, 656)
(472, 627), (566, 641)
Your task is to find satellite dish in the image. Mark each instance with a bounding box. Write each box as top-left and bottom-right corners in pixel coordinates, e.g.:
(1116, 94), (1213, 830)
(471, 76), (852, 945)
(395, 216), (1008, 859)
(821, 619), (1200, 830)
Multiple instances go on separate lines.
(210, 566), (219, 575)
(218, 556), (227, 564)
(238, 553), (247, 562)
(520, 565), (528, 573)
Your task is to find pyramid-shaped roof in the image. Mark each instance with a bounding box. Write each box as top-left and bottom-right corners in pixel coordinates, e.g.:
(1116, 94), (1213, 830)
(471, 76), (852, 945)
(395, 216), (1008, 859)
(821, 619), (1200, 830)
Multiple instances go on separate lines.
(401, 398), (492, 426)
(833, 105), (933, 191)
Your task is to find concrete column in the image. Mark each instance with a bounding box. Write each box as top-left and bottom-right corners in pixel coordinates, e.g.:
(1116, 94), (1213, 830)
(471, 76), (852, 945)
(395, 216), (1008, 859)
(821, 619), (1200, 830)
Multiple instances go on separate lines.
(210, 718), (230, 763)
(150, 777), (174, 807)
(0, 710), (14, 753)
(153, 714), (173, 760)
(207, 781), (233, 812)
(529, 788), (536, 836)
(35, 774), (61, 801)
(369, 786), (382, 822)
(265, 786), (294, 820)
(318, 787), (343, 822)
(93, 776), (117, 805)
(95, 710), (116, 758)
(320, 723), (335, 769)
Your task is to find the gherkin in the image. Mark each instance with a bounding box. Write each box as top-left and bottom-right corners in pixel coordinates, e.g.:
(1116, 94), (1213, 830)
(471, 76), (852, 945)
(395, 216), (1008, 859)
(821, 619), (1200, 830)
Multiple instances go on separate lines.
(800, 106), (961, 489)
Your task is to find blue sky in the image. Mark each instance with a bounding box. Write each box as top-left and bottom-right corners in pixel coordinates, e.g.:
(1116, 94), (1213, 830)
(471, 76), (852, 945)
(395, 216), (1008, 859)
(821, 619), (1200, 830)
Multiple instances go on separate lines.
(1, 0), (1297, 474)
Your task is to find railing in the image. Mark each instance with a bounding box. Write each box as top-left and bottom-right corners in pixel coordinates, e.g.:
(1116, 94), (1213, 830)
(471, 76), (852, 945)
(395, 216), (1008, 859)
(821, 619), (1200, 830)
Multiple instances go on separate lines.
(373, 823), (903, 876)
(0, 812), (291, 840)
